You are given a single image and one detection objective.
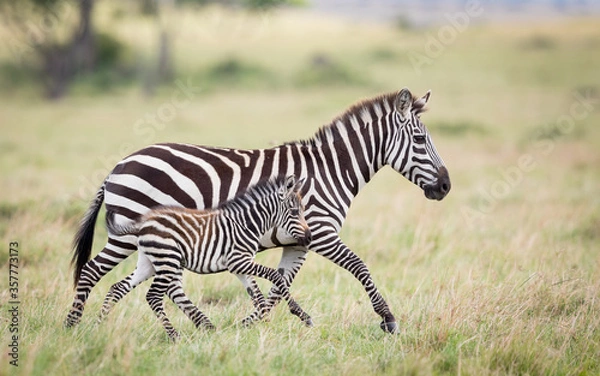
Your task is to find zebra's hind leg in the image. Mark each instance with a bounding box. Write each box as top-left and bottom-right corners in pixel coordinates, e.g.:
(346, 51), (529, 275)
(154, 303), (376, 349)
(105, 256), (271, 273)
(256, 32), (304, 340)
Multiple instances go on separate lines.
(65, 240), (136, 328)
(235, 274), (267, 327)
(146, 274), (180, 341)
(99, 254), (156, 321)
(166, 274), (215, 331)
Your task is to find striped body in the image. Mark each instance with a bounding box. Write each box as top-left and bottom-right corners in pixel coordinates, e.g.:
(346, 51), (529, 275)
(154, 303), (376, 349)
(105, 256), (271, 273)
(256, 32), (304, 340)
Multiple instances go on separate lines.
(101, 177), (312, 340)
(66, 88), (451, 333)
(139, 208), (236, 275)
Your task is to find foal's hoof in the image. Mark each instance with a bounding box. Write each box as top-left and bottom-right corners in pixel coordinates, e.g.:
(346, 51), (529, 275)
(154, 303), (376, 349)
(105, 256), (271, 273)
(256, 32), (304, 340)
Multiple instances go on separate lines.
(241, 318), (254, 328)
(64, 316), (80, 329)
(380, 320), (398, 334)
(168, 331), (181, 342)
(305, 317), (314, 327)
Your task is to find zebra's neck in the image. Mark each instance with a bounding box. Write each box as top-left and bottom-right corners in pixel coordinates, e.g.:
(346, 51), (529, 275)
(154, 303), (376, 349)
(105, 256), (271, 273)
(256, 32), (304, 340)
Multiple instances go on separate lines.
(286, 94), (394, 198)
(220, 186), (281, 239)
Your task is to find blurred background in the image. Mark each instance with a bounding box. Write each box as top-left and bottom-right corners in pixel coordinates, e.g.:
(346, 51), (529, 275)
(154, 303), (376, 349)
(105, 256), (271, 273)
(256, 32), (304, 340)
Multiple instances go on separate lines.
(1, 0), (598, 99)
(1, 2), (600, 374)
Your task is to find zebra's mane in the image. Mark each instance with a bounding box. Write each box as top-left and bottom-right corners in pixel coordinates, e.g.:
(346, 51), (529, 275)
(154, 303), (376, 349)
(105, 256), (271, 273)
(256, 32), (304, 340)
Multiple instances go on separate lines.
(290, 91), (426, 147)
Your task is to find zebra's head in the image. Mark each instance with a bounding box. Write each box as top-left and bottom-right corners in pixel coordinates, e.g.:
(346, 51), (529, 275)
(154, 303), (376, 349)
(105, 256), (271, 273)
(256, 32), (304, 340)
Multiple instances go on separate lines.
(276, 176), (312, 247)
(386, 88), (451, 201)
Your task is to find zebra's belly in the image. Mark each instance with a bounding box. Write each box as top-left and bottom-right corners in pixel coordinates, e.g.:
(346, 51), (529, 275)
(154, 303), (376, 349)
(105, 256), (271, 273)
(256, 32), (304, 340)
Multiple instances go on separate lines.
(184, 249), (228, 275)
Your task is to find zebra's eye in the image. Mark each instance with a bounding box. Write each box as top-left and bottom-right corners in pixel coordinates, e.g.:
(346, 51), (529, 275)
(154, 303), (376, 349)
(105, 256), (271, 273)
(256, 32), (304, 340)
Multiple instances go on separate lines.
(290, 208), (299, 216)
(413, 134), (426, 144)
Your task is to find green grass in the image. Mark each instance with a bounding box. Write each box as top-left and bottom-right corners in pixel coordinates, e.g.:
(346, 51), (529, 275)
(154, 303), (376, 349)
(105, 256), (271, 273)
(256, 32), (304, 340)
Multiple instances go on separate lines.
(1, 5), (600, 375)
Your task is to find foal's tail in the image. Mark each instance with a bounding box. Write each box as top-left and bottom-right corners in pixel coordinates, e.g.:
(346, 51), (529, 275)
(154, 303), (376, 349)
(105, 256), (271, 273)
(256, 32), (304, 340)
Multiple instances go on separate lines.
(104, 211), (140, 237)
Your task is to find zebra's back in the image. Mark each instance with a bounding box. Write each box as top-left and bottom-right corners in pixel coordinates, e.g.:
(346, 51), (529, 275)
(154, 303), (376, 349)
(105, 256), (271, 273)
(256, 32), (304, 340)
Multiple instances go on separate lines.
(107, 143), (294, 219)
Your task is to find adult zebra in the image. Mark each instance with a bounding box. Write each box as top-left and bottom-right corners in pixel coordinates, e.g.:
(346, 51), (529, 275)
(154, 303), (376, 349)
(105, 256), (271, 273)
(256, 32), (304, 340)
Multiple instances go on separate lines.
(65, 88), (451, 333)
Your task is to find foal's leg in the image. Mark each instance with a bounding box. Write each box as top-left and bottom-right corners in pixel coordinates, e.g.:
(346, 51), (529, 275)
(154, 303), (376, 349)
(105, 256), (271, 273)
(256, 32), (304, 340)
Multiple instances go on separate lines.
(99, 253), (155, 321)
(166, 274), (215, 331)
(244, 246), (308, 323)
(229, 258), (312, 327)
(235, 274), (267, 326)
(146, 273), (179, 341)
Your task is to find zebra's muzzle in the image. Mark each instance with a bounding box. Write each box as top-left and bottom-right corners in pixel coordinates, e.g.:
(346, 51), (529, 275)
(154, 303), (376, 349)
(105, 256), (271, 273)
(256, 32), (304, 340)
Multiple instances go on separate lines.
(423, 166), (451, 201)
(296, 229), (312, 247)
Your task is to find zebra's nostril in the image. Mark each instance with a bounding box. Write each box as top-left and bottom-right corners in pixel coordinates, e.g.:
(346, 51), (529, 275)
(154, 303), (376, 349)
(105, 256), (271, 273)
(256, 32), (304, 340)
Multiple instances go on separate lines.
(441, 183), (449, 193)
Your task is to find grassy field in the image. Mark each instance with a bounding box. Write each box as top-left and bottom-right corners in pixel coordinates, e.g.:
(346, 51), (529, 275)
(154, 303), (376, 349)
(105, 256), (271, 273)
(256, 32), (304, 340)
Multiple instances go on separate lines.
(1, 4), (600, 375)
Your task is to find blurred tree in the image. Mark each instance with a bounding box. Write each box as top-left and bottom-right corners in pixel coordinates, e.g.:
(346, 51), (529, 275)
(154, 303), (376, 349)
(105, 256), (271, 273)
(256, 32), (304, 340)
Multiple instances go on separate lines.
(176, 0), (300, 9)
(157, 0), (174, 83)
(0, 0), (300, 98)
(140, 0), (175, 96)
(1, 0), (96, 98)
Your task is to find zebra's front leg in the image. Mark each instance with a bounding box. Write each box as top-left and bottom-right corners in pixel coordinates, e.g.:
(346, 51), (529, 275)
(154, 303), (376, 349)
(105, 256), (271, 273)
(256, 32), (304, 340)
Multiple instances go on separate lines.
(313, 236), (397, 334)
(230, 258), (312, 327)
(265, 268), (312, 327)
(243, 246), (308, 324)
(166, 275), (215, 331)
(235, 274), (267, 326)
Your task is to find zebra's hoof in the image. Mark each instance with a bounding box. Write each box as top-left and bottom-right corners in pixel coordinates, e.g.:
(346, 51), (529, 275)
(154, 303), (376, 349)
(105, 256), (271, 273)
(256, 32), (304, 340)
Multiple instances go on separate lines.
(167, 330), (181, 342)
(64, 316), (79, 329)
(380, 320), (398, 334)
(241, 318), (254, 328)
(305, 317), (314, 327)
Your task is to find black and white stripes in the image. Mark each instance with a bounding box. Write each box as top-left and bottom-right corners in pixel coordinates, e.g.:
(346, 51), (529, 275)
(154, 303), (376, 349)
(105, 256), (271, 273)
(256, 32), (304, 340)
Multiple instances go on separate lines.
(99, 176), (312, 340)
(65, 88), (451, 333)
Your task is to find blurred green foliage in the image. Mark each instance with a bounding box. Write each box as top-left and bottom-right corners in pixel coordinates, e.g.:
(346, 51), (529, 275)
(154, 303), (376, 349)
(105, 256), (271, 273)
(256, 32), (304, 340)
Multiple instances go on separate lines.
(95, 32), (124, 69)
(295, 54), (366, 87)
(520, 34), (557, 50)
(428, 121), (490, 137)
(202, 57), (274, 88)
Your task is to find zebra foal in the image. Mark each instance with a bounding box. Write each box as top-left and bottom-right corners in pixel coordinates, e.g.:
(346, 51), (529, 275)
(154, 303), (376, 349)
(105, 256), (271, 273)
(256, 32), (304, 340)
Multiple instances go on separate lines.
(100, 176), (312, 340)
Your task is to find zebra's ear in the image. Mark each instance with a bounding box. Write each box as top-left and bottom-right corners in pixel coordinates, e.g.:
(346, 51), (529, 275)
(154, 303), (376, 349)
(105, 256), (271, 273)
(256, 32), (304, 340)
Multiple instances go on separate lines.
(285, 175), (296, 190)
(293, 178), (306, 193)
(413, 90), (431, 110)
(280, 175), (297, 198)
(395, 88), (413, 117)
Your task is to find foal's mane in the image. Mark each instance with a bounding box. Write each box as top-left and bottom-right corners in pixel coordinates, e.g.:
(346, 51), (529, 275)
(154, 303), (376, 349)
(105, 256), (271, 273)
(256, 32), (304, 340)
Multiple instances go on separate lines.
(217, 176), (286, 211)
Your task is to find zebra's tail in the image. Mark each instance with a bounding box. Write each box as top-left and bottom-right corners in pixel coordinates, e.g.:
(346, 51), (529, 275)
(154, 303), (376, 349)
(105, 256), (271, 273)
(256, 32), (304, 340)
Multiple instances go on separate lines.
(71, 181), (106, 288)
